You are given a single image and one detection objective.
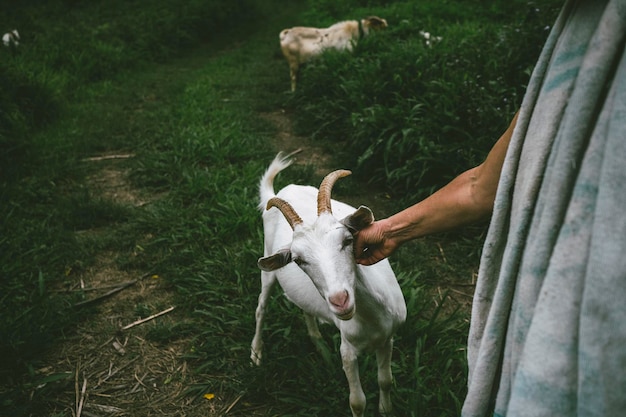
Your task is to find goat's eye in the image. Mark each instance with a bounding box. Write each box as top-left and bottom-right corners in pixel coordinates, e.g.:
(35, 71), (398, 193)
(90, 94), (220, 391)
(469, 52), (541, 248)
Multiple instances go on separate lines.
(294, 258), (307, 266)
(342, 236), (354, 248)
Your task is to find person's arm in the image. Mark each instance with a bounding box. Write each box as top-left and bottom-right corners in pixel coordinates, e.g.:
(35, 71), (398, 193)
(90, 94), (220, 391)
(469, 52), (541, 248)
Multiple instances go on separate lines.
(354, 111), (519, 266)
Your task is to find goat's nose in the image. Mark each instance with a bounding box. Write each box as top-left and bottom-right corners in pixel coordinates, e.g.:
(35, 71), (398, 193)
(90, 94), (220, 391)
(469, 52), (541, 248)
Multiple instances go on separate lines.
(329, 290), (349, 309)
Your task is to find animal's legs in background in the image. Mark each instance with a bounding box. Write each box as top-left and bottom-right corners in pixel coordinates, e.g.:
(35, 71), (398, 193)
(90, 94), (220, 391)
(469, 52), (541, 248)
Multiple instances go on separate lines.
(289, 63), (298, 92)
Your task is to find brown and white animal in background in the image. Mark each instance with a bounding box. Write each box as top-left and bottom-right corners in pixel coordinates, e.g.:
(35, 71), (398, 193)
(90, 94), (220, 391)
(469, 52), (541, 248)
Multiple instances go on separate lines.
(279, 16), (388, 92)
(3, 29), (20, 55)
(251, 152), (406, 417)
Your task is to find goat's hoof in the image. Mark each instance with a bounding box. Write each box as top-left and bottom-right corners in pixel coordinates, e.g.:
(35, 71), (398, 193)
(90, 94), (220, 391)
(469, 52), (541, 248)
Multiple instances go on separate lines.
(250, 351), (262, 366)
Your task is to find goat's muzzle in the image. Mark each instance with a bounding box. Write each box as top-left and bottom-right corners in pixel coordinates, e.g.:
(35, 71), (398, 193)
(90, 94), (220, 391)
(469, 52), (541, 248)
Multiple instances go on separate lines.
(336, 307), (355, 321)
(330, 290), (355, 320)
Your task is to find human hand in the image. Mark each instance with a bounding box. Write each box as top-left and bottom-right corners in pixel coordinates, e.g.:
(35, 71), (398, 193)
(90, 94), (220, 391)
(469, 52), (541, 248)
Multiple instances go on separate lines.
(353, 219), (399, 266)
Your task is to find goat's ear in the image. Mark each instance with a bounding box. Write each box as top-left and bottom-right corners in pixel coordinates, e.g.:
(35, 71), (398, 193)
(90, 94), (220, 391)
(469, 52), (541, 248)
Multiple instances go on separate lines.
(341, 205), (374, 233)
(258, 249), (293, 272)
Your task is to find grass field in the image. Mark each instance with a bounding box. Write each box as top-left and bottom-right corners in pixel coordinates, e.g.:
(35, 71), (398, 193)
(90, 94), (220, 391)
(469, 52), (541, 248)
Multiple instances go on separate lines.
(0, 1), (561, 415)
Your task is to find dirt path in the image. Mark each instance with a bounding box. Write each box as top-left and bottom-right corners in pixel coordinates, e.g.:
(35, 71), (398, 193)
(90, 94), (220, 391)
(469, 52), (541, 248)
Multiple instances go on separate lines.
(37, 154), (219, 416)
(261, 110), (334, 176)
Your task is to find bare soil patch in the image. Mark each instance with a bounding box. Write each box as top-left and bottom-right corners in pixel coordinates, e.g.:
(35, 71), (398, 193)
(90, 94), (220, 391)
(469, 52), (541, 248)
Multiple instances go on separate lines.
(37, 157), (224, 416)
(260, 110), (333, 176)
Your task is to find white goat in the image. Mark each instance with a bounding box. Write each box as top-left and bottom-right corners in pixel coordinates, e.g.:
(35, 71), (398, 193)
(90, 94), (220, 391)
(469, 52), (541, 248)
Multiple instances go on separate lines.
(2, 29), (20, 55)
(251, 152), (406, 417)
(279, 16), (388, 92)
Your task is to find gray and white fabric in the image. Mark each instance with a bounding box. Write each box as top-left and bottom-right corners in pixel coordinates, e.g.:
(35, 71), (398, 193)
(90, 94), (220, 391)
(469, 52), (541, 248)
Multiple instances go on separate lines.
(463, 0), (626, 416)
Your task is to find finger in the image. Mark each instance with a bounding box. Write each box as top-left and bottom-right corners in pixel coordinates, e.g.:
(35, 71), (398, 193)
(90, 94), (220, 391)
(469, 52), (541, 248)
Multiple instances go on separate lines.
(356, 256), (374, 266)
(357, 255), (382, 266)
(356, 248), (384, 266)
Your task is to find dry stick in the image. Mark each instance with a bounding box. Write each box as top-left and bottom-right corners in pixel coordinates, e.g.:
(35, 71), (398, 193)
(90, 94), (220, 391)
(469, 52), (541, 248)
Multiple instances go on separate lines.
(86, 404), (125, 414)
(121, 306), (175, 331)
(74, 362), (80, 415)
(95, 357), (140, 389)
(97, 337), (115, 350)
(436, 242), (448, 263)
(56, 280), (139, 293)
(130, 372), (149, 393)
(224, 394), (243, 415)
(77, 377), (87, 417)
(72, 272), (153, 308)
(73, 280), (137, 308)
(447, 287), (474, 298)
(82, 154), (135, 162)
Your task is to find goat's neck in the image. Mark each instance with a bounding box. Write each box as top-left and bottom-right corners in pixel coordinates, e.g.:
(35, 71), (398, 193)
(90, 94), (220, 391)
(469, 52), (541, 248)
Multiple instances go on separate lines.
(352, 269), (390, 324)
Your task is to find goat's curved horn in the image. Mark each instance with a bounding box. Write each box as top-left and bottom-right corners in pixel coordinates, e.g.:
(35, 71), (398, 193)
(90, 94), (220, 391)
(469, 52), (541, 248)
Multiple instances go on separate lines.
(267, 197), (303, 230)
(317, 169), (351, 216)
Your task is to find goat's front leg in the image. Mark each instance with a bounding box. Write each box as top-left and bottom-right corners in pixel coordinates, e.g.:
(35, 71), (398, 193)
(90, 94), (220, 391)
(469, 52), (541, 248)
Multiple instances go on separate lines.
(341, 340), (366, 417)
(376, 338), (394, 416)
(250, 271), (276, 365)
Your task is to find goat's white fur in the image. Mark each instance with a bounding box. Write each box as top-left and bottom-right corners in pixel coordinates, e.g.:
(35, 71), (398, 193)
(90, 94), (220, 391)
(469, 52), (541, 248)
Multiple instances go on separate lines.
(3, 29), (19, 49)
(279, 16), (387, 92)
(251, 152), (406, 417)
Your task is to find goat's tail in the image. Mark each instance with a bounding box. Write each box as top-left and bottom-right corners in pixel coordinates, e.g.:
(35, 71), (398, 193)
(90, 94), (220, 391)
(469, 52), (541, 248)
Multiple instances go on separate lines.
(258, 149), (301, 211)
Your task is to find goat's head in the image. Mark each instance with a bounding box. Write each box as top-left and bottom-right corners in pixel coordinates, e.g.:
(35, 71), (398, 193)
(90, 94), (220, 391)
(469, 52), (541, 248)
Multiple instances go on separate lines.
(258, 170), (375, 320)
(363, 16), (388, 32)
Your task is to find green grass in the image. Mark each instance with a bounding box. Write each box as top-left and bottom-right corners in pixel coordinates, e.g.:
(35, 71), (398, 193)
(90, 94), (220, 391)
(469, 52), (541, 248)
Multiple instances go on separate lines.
(0, 0), (561, 416)
(291, 0), (562, 202)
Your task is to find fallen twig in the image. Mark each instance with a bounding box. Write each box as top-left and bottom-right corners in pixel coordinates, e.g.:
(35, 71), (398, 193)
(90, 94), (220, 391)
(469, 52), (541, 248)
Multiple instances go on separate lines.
(131, 372), (149, 393)
(75, 363), (80, 414)
(76, 377), (87, 417)
(447, 287), (474, 298)
(97, 337), (115, 350)
(94, 357), (140, 390)
(86, 403), (125, 414)
(82, 154), (135, 162)
(224, 394), (243, 414)
(121, 306), (175, 331)
(436, 242), (448, 263)
(447, 282), (477, 287)
(73, 280), (137, 308)
(56, 280), (140, 293)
